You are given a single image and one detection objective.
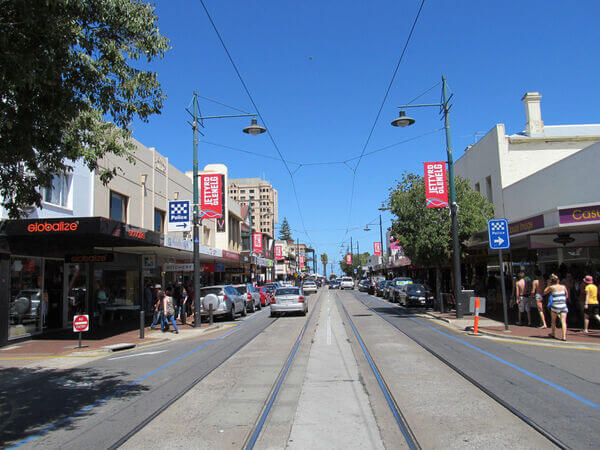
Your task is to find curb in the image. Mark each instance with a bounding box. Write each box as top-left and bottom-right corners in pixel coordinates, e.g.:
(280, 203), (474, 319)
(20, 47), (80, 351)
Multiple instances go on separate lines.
(423, 311), (600, 349)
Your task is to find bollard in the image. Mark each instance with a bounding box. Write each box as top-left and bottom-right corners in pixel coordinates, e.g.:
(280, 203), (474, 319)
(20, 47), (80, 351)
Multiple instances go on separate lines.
(209, 303), (213, 326)
(473, 297), (480, 335)
(140, 310), (145, 339)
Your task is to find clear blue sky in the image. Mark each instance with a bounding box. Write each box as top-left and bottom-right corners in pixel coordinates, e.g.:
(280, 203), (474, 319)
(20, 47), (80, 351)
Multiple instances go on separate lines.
(132, 0), (599, 275)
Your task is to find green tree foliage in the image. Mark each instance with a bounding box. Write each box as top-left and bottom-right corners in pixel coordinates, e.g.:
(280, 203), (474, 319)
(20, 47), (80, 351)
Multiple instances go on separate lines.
(320, 253), (328, 277)
(278, 217), (293, 241)
(339, 252), (370, 277)
(386, 172), (494, 267)
(0, 0), (169, 217)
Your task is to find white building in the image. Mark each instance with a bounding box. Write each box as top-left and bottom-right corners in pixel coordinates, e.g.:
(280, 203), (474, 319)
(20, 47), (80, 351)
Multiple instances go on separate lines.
(455, 92), (600, 272)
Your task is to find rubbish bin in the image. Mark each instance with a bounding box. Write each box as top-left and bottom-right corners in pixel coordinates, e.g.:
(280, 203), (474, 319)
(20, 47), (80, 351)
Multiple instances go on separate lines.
(456, 290), (474, 316)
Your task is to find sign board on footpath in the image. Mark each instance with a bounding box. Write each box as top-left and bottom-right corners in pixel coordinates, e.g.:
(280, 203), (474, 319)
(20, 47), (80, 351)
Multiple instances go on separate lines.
(73, 314), (89, 349)
(168, 200), (191, 232)
(487, 218), (510, 331)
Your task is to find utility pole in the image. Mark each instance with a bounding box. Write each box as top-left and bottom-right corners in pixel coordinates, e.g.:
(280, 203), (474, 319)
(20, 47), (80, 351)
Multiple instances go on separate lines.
(357, 241), (360, 278)
(191, 91), (201, 328)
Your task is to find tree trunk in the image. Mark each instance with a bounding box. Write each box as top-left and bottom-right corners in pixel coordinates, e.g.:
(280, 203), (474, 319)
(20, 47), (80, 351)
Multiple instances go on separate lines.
(436, 264), (443, 313)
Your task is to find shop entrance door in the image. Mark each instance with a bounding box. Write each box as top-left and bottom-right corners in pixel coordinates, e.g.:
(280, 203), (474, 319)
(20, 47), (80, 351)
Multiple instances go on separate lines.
(44, 259), (64, 329)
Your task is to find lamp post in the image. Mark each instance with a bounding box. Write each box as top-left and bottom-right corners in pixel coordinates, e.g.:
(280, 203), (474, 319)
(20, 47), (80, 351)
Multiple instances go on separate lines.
(188, 91), (266, 327)
(391, 76), (464, 318)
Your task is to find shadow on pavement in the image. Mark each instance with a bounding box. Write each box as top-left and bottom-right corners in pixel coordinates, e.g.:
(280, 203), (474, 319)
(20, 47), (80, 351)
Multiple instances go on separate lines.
(0, 366), (148, 446)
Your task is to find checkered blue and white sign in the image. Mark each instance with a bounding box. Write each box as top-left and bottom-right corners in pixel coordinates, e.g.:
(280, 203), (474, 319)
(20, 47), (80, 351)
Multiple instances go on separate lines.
(168, 200), (191, 232)
(487, 218), (510, 250)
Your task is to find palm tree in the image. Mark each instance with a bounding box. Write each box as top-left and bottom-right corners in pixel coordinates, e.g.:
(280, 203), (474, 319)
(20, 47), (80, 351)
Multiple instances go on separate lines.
(321, 253), (329, 278)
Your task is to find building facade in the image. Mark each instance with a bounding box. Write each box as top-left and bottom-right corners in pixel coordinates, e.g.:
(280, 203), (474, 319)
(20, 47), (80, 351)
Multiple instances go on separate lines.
(228, 178), (279, 238)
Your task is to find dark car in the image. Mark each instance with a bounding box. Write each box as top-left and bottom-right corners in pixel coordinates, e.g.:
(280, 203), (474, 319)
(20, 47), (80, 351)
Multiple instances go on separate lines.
(357, 279), (371, 292)
(403, 284), (435, 307)
(329, 279), (340, 289)
(376, 280), (391, 297)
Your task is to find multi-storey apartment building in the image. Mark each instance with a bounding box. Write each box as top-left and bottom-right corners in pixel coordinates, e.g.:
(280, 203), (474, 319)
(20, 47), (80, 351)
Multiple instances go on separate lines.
(228, 178), (278, 238)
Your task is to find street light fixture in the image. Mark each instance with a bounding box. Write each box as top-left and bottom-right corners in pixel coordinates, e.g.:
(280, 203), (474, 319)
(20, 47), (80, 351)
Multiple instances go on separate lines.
(391, 75), (463, 318)
(188, 91), (265, 328)
(364, 225), (371, 232)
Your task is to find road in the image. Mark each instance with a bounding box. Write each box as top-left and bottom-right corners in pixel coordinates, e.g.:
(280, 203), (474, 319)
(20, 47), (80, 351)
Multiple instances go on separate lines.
(1, 288), (598, 449)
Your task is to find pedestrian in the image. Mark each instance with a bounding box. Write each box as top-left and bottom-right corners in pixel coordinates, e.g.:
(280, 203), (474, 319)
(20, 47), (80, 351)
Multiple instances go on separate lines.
(162, 288), (179, 334)
(531, 269), (547, 329)
(515, 272), (530, 326)
(544, 274), (569, 341)
(150, 285), (163, 330)
(583, 275), (600, 333)
(180, 286), (188, 325)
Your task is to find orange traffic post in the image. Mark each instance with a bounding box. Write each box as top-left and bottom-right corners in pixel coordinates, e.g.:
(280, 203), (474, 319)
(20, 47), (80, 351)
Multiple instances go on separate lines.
(473, 297), (480, 335)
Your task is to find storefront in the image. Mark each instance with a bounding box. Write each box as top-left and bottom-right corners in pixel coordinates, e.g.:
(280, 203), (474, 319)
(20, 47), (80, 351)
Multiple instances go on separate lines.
(0, 217), (160, 345)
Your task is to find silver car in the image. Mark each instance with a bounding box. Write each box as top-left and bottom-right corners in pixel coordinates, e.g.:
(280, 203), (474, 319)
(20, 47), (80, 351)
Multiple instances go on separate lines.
(198, 285), (246, 320)
(234, 284), (261, 313)
(302, 281), (318, 295)
(270, 287), (308, 317)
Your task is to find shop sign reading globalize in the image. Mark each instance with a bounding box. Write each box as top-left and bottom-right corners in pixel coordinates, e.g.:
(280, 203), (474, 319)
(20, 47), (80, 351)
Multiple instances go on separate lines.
(253, 233), (263, 254)
(200, 174), (223, 220)
(424, 162), (448, 208)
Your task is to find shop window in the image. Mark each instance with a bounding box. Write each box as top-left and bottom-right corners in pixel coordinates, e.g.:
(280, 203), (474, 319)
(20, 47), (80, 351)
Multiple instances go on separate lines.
(9, 257), (43, 338)
(110, 191), (128, 222)
(43, 174), (71, 207)
(154, 208), (165, 233)
(475, 182), (480, 193)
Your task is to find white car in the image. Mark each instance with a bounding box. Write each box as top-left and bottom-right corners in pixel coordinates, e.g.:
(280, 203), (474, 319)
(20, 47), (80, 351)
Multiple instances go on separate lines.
(270, 287), (308, 316)
(340, 277), (354, 290)
(302, 281), (318, 295)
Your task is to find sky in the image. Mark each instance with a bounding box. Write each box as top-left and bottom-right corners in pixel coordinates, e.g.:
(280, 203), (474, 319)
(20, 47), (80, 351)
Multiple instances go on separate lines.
(131, 0), (599, 275)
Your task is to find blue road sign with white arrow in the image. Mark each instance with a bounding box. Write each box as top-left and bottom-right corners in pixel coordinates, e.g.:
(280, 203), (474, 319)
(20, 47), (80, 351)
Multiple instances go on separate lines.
(168, 200), (191, 232)
(488, 218), (510, 250)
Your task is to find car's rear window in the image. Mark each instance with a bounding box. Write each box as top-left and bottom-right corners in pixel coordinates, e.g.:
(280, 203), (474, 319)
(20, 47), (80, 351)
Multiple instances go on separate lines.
(408, 284), (424, 291)
(235, 285), (247, 294)
(199, 288), (222, 297)
(276, 288), (300, 295)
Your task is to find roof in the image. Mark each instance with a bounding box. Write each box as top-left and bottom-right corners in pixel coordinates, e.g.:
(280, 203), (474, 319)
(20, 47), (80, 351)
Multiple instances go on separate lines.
(510, 124), (600, 139)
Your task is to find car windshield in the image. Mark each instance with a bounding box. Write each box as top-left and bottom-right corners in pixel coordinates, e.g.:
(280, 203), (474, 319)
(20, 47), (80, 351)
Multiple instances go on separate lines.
(275, 288), (300, 296)
(304, 282), (315, 286)
(235, 286), (247, 294)
(199, 288), (222, 297)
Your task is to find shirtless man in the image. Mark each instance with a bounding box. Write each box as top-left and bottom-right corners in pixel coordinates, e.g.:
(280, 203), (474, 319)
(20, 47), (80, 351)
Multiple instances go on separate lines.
(531, 269), (547, 329)
(515, 272), (530, 326)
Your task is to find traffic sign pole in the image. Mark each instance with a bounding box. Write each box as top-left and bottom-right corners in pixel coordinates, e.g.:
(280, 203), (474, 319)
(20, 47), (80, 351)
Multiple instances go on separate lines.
(78, 331), (82, 348)
(499, 249), (509, 331)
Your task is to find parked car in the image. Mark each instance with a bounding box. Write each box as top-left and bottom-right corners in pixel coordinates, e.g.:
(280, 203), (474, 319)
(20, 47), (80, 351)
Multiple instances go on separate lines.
(402, 284), (435, 307)
(357, 279), (371, 292)
(392, 284), (410, 304)
(198, 285), (246, 320)
(270, 287), (308, 316)
(376, 280), (391, 297)
(234, 284), (261, 313)
(302, 280), (318, 295)
(339, 277), (354, 290)
(256, 286), (272, 307)
(329, 279), (340, 289)
(389, 277), (413, 303)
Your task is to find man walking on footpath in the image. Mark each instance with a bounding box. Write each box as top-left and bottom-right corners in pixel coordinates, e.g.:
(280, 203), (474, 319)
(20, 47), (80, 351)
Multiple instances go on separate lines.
(583, 275), (600, 333)
(515, 272), (530, 326)
(532, 269), (547, 329)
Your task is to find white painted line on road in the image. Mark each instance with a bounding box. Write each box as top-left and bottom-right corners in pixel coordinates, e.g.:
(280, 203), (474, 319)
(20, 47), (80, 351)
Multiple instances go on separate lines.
(327, 315), (332, 345)
(108, 350), (167, 361)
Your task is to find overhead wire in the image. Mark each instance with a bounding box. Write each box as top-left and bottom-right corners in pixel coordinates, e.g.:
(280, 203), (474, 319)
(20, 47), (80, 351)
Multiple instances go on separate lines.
(199, 0), (315, 248)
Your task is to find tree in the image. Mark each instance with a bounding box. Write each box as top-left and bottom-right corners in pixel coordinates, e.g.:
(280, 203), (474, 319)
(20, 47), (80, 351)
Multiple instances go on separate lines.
(320, 253), (328, 278)
(339, 252), (370, 277)
(0, 1), (169, 218)
(387, 172), (494, 305)
(278, 217), (293, 241)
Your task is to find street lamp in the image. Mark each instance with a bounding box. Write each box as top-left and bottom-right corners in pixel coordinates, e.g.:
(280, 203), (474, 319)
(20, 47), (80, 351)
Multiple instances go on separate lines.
(391, 75), (463, 318)
(188, 91), (266, 327)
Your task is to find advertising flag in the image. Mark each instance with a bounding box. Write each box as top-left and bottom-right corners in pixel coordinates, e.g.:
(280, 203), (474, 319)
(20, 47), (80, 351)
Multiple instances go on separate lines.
(424, 162), (449, 208)
(299, 253), (305, 269)
(373, 242), (382, 257)
(200, 174), (224, 219)
(275, 245), (283, 260)
(346, 254), (352, 265)
(252, 233), (263, 254)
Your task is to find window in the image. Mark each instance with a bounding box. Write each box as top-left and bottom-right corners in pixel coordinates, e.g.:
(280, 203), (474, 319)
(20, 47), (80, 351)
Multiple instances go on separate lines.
(485, 176), (493, 203)
(240, 190), (245, 193)
(154, 208), (165, 233)
(249, 189), (254, 193)
(43, 174), (71, 207)
(110, 191), (128, 222)
(474, 182), (480, 193)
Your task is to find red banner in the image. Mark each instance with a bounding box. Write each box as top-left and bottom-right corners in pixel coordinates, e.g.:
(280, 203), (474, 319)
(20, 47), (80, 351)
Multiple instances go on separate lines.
(252, 233), (263, 254)
(373, 242), (382, 257)
(275, 245), (283, 260)
(346, 254), (352, 265)
(424, 162), (448, 208)
(200, 174), (224, 219)
(299, 253), (305, 269)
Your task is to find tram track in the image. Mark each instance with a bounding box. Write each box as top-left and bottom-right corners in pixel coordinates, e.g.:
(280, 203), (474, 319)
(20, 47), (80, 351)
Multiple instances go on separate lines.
(350, 290), (569, 450)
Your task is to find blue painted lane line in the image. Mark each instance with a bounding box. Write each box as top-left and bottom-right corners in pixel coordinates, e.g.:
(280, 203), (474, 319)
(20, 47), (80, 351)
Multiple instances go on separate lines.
(9, 309), (270, 449)
(363, 295), (600, 411)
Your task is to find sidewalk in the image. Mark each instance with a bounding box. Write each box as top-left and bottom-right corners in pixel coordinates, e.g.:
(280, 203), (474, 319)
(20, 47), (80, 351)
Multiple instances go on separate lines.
(425, 310), (600, 348)
(0, 321), (230, 362)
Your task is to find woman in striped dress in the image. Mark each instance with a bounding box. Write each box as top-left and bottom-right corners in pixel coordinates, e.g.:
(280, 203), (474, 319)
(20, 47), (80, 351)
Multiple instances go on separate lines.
(544, 274), (569, 341)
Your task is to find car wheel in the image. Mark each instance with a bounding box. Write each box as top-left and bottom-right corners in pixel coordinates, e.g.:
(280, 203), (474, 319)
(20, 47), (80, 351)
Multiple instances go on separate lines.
(229, 307), (236, 321)
(241, 305), (247, 317)
(250, 302), (256, 313)
(257, 302), (261, 310)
